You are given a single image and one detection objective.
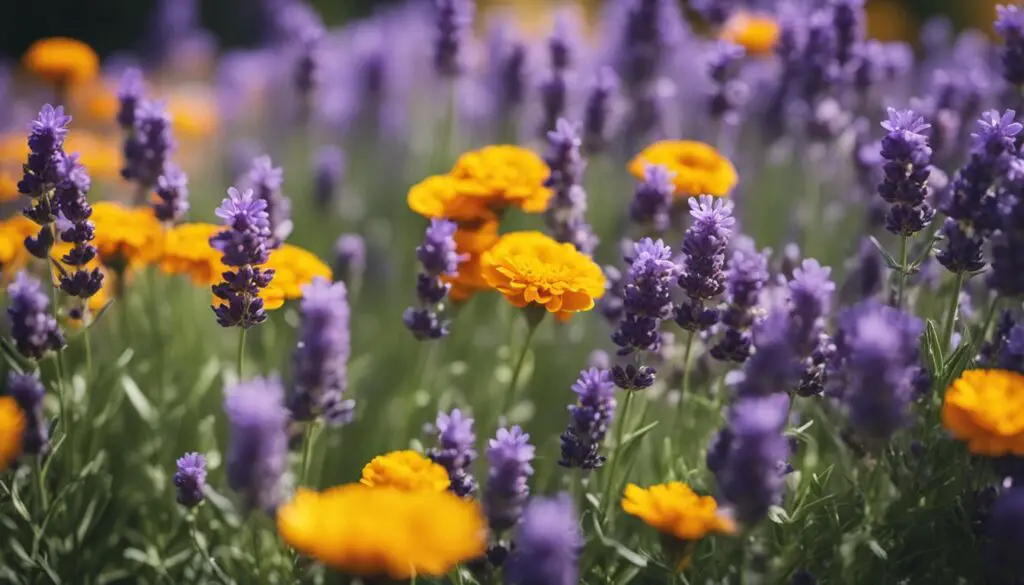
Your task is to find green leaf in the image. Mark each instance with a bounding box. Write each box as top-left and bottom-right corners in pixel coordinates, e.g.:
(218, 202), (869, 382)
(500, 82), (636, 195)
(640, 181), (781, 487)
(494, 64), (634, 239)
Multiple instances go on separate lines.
(0, 336), (33, 374)
(602, 537), (648, 568)
(183, 357), (222, 408)
(924, 320), (943, 376)
(612, 565), (642, 585)
(867, 540), (888, 560)
(868, 236), (901, 271)
(620, 421), (659, 451)
(9, 480), (30, 522)
(120, 375), (157, 427)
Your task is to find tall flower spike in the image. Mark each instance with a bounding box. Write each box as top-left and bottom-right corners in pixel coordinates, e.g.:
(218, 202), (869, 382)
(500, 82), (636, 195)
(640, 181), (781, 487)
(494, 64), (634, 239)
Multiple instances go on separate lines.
(8, 372), (48, 455)
(733, 309), (803, 399)
(708, 40), (748, 123)
(6, 272), (65, 360)
(484, 426), (535, 534)
(428, 408), (478, 497)
(116, 68), (144, 130)
(788, 259), (836, 397)
(333, 233), (365, 286)
(19, 104), (71, 258)
(434, 0), (474, 78)
(174, 452), (207, 509)
(996, 5), (1024, 87)
(544, 118), (596, 255)
(153, 163), (190, 224)
(675, 196), (735, 332)
(559, 368), (616, 469)
(242, 155), (292, 247)
(224, 377), (288, 512)
(711, 238), (769, 363)
(877, 108), (935, 237)
(210, 187), (275, 329)
(612, 238), (677, 356)
(629, 164), (674, 232)
(289, 278), (353, 425)
(539, 13), (576, 136)
(404, 219), (461, 340)
(122, 99), (175, 192)
(583, 67), (619, 154)
(505, 494), (581, 585)
(53, 153), (103, 305)
(313, 145), (345, 209)
(830, 0), (865, 68)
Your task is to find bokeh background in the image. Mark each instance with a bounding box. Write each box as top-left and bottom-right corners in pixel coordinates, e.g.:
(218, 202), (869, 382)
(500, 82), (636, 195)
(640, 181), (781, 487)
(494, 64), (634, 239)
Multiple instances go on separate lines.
(0, 0), (1007, 58)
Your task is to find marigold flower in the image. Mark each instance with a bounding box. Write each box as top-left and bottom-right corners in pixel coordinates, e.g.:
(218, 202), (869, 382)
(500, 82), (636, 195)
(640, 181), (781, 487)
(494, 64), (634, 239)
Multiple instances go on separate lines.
(628, 141), (738, 198)
(22, 38), (100, 86)
(942, 369), (1024, 456)
(450, 145), (554, 213)
(481, 231), (605, 316)
(159, 222), (225, 285)
(90, 202), (165, 270)
(407, 174), (496, 224)
(720, 12), (780, 57)
(445, 222), (499, 302)
(263, 244), (333, 310)
(622, 482), (735, 542)
(0, 170), (19, 203)
(360, 450), (451, 492)
(277, 484), (486, 579)
(0, 215), (42, 275)
(65, 132), (122, 181)
(0, 396), (26, 472)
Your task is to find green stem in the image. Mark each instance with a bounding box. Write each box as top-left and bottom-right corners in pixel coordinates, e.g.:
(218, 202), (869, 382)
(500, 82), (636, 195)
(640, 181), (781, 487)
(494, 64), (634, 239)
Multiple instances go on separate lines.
(237, 329), (247, 380)
(602, 390), (636, 525)
(190, 519), (232, 584)
(499, 320), (539, 418)
(896, 235), (909, 308)
(299, 423), (318, 488)
(34, 457), (48, 514)
(84, 326), (93, 379)
(940, 273), (966, 353)
(676, 332), (696, 427)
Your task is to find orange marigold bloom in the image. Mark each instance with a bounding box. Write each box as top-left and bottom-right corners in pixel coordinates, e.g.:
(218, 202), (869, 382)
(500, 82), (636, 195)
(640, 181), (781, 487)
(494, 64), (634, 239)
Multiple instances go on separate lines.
(622, 482), (736, 541)
(22, 37), (100, 86)
(407, 174), (497, 224)
(720, 11), (780, 57)
(942, 369), (1024, 457)
(277, 484), (486, 579)
(0, 170), (19, 203)
(160, 223), (225, 285)
(628, 141), (738, 198)
(0, 216), (41, 275)
(446, 222), (500, 302)
(450, 145), (553, 213)
(90, 202), (165, 269)
(263, 244), (333, 310)
(360, 450), (451, 492)
(65, 132), (122, 181)
(167, 90), (220, 139)
(0, 396), (25, 472)
(481, 231), (605, 316)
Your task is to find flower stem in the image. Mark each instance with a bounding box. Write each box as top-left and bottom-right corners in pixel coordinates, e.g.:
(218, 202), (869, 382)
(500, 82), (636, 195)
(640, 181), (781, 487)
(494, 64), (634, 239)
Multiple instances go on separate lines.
(189, 518), (231, 584)
(896, 235), (909, 308)
(499, 318), (539, 418)
(237, 329), (247, 380)
(940, 273), (966, 354)
(601, 390), (635, 525)
(84, 326), (93, 379)
(299, 423), (319, 488)
(676, 332), (696, 427)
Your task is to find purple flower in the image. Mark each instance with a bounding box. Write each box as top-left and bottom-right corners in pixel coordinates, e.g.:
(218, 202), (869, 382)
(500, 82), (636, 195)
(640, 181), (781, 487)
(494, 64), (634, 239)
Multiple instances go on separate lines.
(434, 0), (474, 78)
(210, 187), (275, 329)
(936, 218), (984, 274)
(734, 310), (803, 399)
(428, 409), (478, 497)
(612, 238), (677, 356)
(711, 393), (791, 526)
(505, 494), (581, 585)
(798, 12), (840, 105)
(122, 99), (175, 191)
(18, 105), (70, 255)
(945, 110), (1021, 234)
(583, 67), (619, 154)
(878, 108), (935, 236)
(830, 0), (865, 68)
(841, 237), (886, 301)
(988, 486), (1024, 576)
(294, 26), (323, 102)
(559, 368), (616, 469)
(989, 191), (1024, 297)
(539, 14), (576, 137)
(418, 219), (461, 276)
(629, 164), (674, 232)
(8, 372), (47, 455)
(153, 163), (190, 224)
(787, 259), (835, 357)
(52, 154), (103, 302)
(405, 219), (460, 340)
(485, 425), (535, 534)
(224, 377), (288, 512)
(313, 145), (345, 209)
(544, 119), (596, 255)
(708, 41), (747, 122)
(6, 272), (65, 361)
(174, 452), (207, 509)
(117, 68), (145, 130)
(333, 234), (365, 286)
(996, 5), (1024, 86)
(676, 196), (735, 332)
(241, 155), (292, 247)
(289, 279), (353, 425)
(711, 239), (769, 363)
(599, 265), (625, 325)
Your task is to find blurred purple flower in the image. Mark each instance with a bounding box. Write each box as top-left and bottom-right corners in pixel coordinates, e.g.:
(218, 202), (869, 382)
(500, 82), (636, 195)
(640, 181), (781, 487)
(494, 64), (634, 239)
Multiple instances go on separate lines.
(559, 368), (616, 470)
(485, 426), (535, 534)
(174, 452), (207, 509)
(711, 238), (769, 363)
(290, 279), (353, 425)
(428, 408), (478, 497)
(333, 234), (365, 286)
(8, 372), (48, 456)
(545, 119), (596, 254)
(224, 377), (288, 512)
(676, 196), (735, 332)
(505, 494), (581, 585)
(6, 272), (65, 361)
(241, 155), (292, 247)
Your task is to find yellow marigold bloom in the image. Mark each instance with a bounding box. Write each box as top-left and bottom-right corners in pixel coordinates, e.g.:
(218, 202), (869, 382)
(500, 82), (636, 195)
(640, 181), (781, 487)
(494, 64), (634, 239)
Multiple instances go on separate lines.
(720, 12), (780, 57)
(0, 396), (25, 472)
(65, 132), (122, 181)
(90, 202), (165, 270)
(446, 222), (499, 302)
(942, 369), (1024, 456)
(22, 38), (100, 86)
(360, 450), (451, 492)
(278, 484), (486, 579)
(0, 216), (41, 275)
(407, 174), (497, 224)
(72, 79), (118, 124)
(160, 223), (225, 285)
(450, 145), (553, 213)
(628, 141), (738, 198)
(0, 170), (19, 203)
(481, 231), (605, 316)
(622, 482), (736, 541)
(167, 90), (220, 139)
(263, 244), (333, 310)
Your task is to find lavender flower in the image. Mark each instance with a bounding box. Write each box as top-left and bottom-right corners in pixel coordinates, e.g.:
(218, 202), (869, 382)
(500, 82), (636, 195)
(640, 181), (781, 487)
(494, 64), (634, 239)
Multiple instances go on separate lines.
(428, 409), (478, 497)
(830, 0), (865, 69)
(289, 279), (352, 425)
(989, 180), (1024, 297)
(841, 237), (886, 302)
(629, 164), (674, 232)
(559, 368), (616, 469)
(798, 12), (839, 106)
(313, 145), (345, 209)
(544, 119), (596, 254)
(988, 486), (1024, 576)
(944, 110), (1021, 234)
(242, 155), (292, 247)
(52, 153), (103, 304)
(6, 272), (65, 360)
(434, 0), (474, 78)
(224, 377), (288, 512)
(710, 393), (791, 526)
(539, 14), (575, 136)
(404, 219), (460, 340)
(936, 218), (984, 274)
(981, 311), (1017, 368)
(174, 452), (207, 509)
(294, 26), (322, 105)
(708, 41), (747, 123)
(333, 234), (365, 286)
(153, 163), (190, 224)
(711, 239), (769, 363)
(787, 259), (836, 397)
(675, 196), (735, 332)
(612, 238), (677, 356)
(505, 494), (581, 585)
(878, 108), (935, 236)
(734, 310), (803, 399)
(599, 265), (625, 325)
(618, 0), (679, 146)
(116, 68), (144, 130)
(485, 426), (535, 534)
(996, 5), (1024, 86)
(8, 372), (47, 455)
(583, 67), (619, 154)
(122, 100), (175, 192)
(210, 187), (275, 329)
(827, 301), (923, 441)
(18, 105), (71, 257)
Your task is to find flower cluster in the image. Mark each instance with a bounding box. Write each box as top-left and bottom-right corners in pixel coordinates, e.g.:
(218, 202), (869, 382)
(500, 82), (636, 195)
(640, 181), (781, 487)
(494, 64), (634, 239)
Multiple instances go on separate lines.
(173, 452), (207, 509)
(540, 14), (575, 136)
(877, 108), (934, 237)
(675, 196), (735, 332)
(427, 409), (478, 497)
(583, 67), (619, 154)
(210, 187), (275, 329)
(241, 155), (292, 247)
(484, 425), (535, 534)
(711, 238), (769, 363)
(224, 377), (288, 512)
(404, 219), (461, 340)
(629, 164), (675, 233)
(8, 373), (47, 456)
(788, 259), (837, 397)
(360, 450), (451, 492)
(7, 271), (65, 360)
(289, 278), (353, 425)
(122, 99), (175, 192)
(544, 118), (596, 255)
(996, 5), (1024, 86)
(559, 368), (616, 470)
(505, 495), (581, 585)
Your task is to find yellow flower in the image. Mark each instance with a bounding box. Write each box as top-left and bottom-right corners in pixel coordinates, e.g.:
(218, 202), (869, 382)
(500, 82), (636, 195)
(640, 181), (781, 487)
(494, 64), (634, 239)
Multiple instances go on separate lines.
(90, 202), (165, 270)
(167, 90), (220, 140)
(622, 483), (736, 542)
(0, 396), (25, 472)
(449, 145), (553, 213)
(408, 174), (497, 224)
(0, 169), (19, 203)
(0, 216), (41, 276)
(160, 223), (225, 285)
(360, 450), (451, 492)
(481, 231), (605, 317)
(942, 369), (1024, 457)
(277, 484), (486, 579)
(65, 132), (122, 181)
(720, 12), (780, 57)
(263, 244), (333, 310)
(628, 141), (738, 198)
(22, 38), (100, 86)
(446, 221), (499, 302)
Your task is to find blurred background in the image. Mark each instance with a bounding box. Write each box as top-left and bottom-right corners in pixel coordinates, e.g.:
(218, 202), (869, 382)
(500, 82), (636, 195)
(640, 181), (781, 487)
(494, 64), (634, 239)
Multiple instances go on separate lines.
(0, 0), (1006, 58)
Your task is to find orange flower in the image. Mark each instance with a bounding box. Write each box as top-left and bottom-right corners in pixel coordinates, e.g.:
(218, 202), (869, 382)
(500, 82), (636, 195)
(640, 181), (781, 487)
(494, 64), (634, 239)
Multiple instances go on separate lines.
(629, 141), (738, 198)
(481, 231), (605, 317)
(263, 244), (333, 310)
(90, 202), (165, 270)
(0, 216), (41, 276)
(942, 369), (1024, 457)
(450, 145), (553, 213)
(167, 89), (220, 139)
(408, 174), (497, 224)
(360, 450), (451, 492)
(22, 38), (100, 86)
(0, 396), (25, 472)
(446, 221), (499, 302)
(622, 483), (735, 541)
(720, 11), (780, 57)
(65, 132), (122, 181)
(160, 223), (225, 285)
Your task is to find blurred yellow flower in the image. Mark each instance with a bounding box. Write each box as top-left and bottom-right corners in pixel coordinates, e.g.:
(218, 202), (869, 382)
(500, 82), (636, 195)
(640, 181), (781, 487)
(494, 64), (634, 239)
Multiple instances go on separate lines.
(720, 11), (780, 57)
(277, 484), (486, 579)
(71, 79), (119, 125)
(408, 174), (497, 224)
(360, 450), (451, 492)
(0, 170), (20, 203)
(0, 131), (120, 182)
(481, 231), (605, 317)
(167, 90), (220, 139)
(450, 145), (553, 213)
(91, 202), (165, 270)
(263, 244), (333, 310)
(22, 37), (100, 86)
(629, 141), (738, 198)
(159, 222), (224, 285)
(0, 396), (25, 472)
(0, 215), (40, 275)
(942, 369), (1024, 457)
(622, 482), (736, 541)
(446, 221), (499, 302)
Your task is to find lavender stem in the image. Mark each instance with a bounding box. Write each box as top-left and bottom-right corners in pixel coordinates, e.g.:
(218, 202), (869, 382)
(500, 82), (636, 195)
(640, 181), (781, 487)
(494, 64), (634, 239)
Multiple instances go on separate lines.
(895, 235), (909, 308)
(500, 318), (539, 418)
(676, 331), (696, 427)
(940, 273), (965, 354)
(237, 329), (247, 379)
(601, 389), (635, 526)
